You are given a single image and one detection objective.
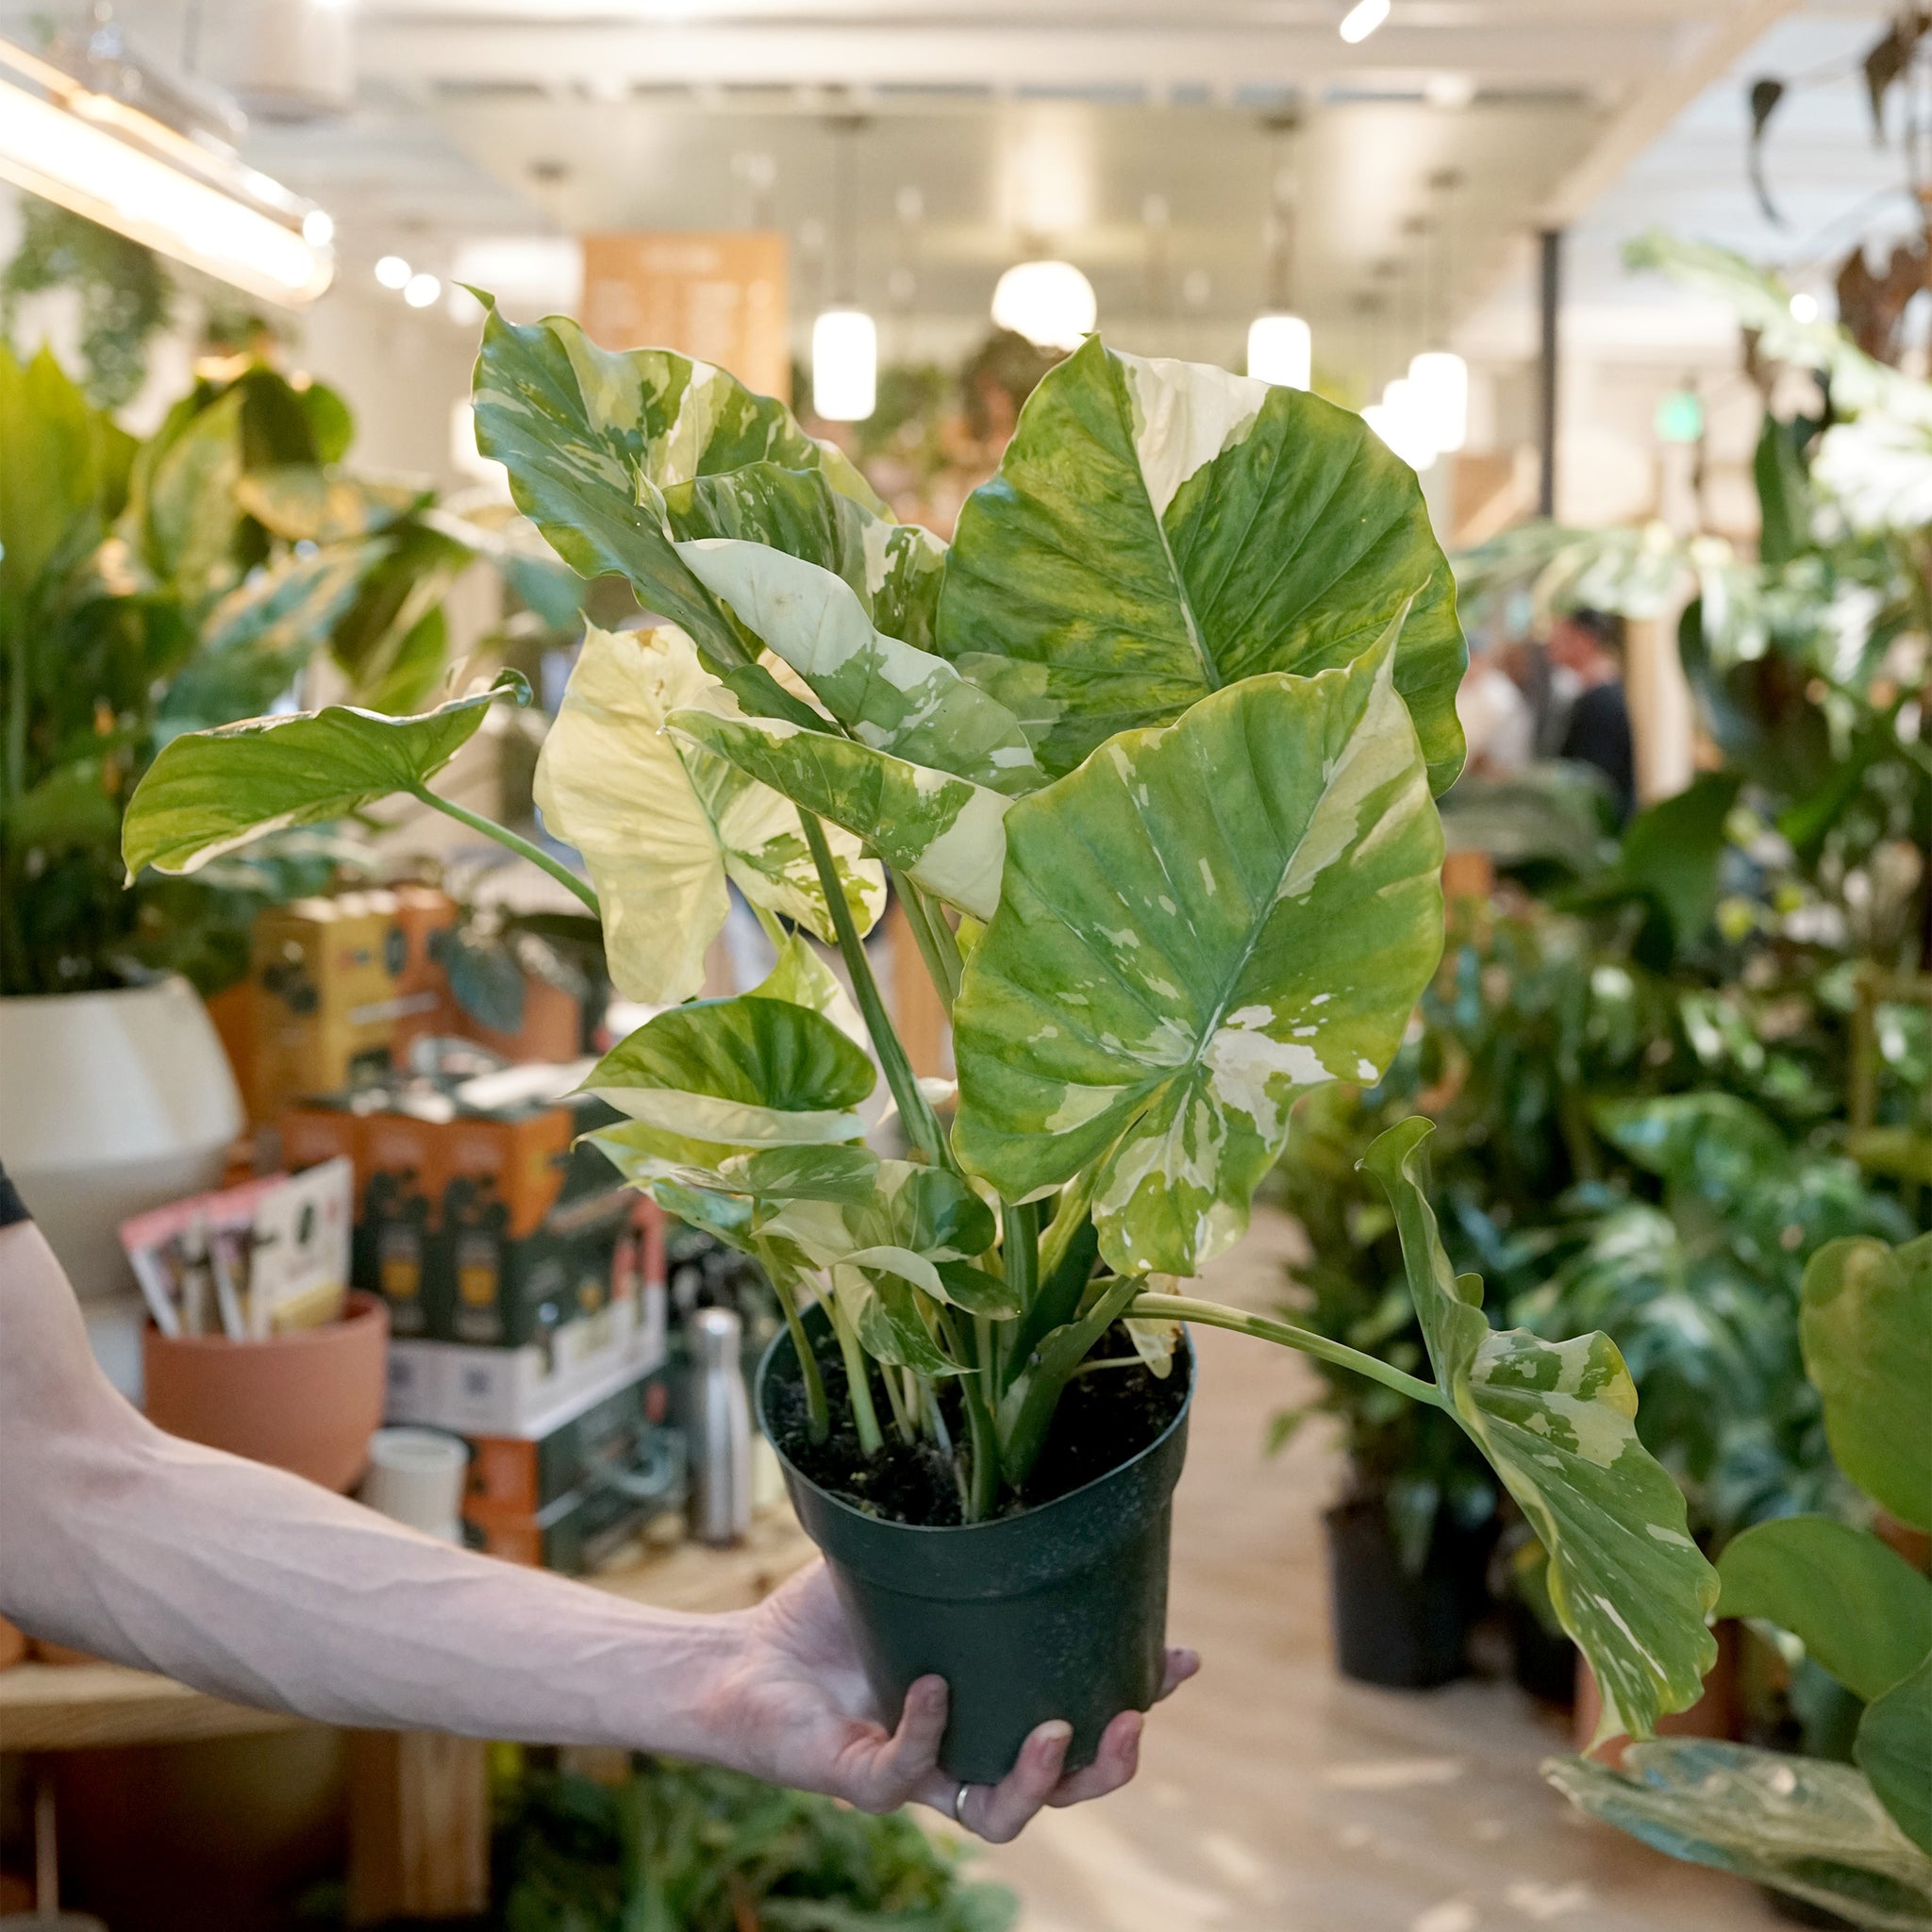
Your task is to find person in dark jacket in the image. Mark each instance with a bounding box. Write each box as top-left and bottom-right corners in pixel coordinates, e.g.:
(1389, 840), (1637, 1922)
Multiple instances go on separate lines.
(1549, 608), (1636, 822)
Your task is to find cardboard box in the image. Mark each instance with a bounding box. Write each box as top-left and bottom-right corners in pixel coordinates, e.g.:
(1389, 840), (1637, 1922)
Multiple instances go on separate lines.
(465, 1368), (676, 1520)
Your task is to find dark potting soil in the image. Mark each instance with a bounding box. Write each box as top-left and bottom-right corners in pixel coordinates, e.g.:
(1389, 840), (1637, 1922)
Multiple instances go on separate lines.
(765, 1330), (1191, 1526)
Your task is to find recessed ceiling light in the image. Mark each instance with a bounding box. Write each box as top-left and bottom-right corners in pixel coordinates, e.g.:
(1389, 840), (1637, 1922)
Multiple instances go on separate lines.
(1339, 0), (1391, 44)
(375, 254), (411, 290)
(403, 271), (441, 308)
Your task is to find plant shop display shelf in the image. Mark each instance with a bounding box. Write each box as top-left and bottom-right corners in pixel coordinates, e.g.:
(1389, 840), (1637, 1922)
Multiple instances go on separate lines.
(0, 1507), (815, 1922)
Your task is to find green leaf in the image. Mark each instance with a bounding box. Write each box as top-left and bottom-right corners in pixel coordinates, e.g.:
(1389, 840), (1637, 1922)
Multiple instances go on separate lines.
(1547, 1740), (1932, 1931)
(233, 466), (429, 542)
(1861, 1653), (1932, 1856)
(663, 460), (945, 652)
(1802, 1235), (1932, 1531)
(122, 671), (526, 877)
(1596, 1091), (1790, 1208)
(585, 993), (875, 1147)
(470, 300), (880, 684)
(936, 338), (1467, 791)
(1718, 1519), (1932, 1704)
(325, 521), (474, 711)
(952, 623), (1444, 1277)
(1568, 773), (1742, 969)
(129, 384), (245, 606)
(1363, 1115), (1720, 1744)
(669, 701), (1010, 924)
(675, 540), (1042, 794)
(8, 762), (120, 852)
(532, 625), (883, 1003)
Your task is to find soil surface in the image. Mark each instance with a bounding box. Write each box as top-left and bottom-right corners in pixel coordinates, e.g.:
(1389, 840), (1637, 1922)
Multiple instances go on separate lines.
(765, 1328), (1191, 1525)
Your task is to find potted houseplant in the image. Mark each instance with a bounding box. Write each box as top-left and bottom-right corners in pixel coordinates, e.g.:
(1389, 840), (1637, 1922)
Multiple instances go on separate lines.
(0, 341), (575, 1300)
(1550, 1231), (1932, 1929)
(123, 308), (1723, 1780)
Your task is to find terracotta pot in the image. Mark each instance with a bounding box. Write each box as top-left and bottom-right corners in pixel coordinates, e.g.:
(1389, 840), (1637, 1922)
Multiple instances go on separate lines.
(143, 1292), (389, 1493)
(1574, 1618), (1740, 1765)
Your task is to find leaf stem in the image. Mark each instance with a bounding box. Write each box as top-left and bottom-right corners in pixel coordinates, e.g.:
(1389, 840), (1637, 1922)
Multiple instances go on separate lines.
(1131, 1295), (1449, 1409)
(891, 874), (960, 1013)
(408, 785), (601, 918)
(801, 813), (953, 1170)
(824, 1291), (885, 1457)
(769, 1274), (828, 1443)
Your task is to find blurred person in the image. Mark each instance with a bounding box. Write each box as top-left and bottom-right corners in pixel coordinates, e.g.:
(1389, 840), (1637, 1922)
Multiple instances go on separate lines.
(1456, 638), (1535, 779)
(0, 1168), (1194, 1841)
(1547, 608), (1635, 820)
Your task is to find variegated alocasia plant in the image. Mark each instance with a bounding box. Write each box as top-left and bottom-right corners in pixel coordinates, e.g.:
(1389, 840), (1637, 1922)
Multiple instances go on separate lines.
(123, 308), (1719, 1744)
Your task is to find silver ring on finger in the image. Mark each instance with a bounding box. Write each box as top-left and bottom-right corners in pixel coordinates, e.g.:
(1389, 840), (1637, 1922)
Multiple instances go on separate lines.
(951, 1780), (974, 1830)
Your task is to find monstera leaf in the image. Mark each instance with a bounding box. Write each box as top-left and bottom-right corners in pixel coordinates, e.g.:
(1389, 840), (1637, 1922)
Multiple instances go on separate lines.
(952, 624), (1443, 1277)
(1363, 1116), (1721, 1744)
(663, 461), (945, 652)
(1547, 1741), (1932, 1931)
(471, 300), (882, 702)
(532, 625), (883, 1004)
(671, 702), (1011, 923)
(936, 339), (1467, 791)
(675, 540), (1042, 793)
(123, 672), (526, 876)
(1801, 1234), (1932, 1532)
(585, 992), (875, 1148)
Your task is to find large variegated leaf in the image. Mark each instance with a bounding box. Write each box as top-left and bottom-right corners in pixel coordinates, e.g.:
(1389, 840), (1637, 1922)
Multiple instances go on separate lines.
(675, 539), (1042, 794)
(1801, 1234), (1932, 1532)
(1363, 1116), (1720, 1744)
(670, 700), (1010, 923)
(663, 461), (945, 652)
(1547, 1741), (1932, 1931)
(950, 624), (1443, 1276)
(234, 466), (428, 542)
(123, 671), (525, 877)
(470, 301), (882, 691)
(936, 338), (1467, 791)
(532, 625), (883, 1004)
(585, 991), (875, 1146)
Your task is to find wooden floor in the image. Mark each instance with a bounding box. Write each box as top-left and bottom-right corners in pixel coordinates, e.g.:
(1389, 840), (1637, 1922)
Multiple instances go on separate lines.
(971, 1211), (1777, 1932)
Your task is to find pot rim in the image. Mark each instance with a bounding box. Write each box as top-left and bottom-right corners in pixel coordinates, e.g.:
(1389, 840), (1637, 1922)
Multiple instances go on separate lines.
(142, 1290), (387, 1355)
(0, 970), (188, 1011)
(755, 1311), (1195, 1539)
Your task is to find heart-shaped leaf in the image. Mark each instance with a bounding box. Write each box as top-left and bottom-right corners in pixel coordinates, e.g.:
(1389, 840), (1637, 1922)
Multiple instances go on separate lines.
(1718, 1518), (1932, 1705)
(585, 992), (875, 1147)
(952, 621), (1444, 1276)
(675, 539), (1041, 794)
(533, 625), (883, 1003)
(937, 338), (1467, 791)
(1364, 1115), (1720, 1746)
(1547, 1740), (1932, 1931)
(1861, 1652), (1932, 1856)
(670, 701), (1010, 923)
(1801, 1234), (1932, 1532)
(123, 671), (527, 877)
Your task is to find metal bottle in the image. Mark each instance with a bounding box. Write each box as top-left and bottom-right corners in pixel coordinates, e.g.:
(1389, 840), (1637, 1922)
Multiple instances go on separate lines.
(689, 1306), (753, 1545)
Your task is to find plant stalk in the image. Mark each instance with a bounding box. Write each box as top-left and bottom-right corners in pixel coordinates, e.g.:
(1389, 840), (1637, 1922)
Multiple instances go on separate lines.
(1129, 1295), (1449, 1409)
(768, 1274), (828, 1444)
(408, 786), (601, 918)
(891, 874), (961, 1012)
(800, 814), (953, 1169)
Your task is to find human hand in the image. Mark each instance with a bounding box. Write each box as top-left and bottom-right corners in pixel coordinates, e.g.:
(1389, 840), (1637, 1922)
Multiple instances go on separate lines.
(704, 1560), (1198, 1842)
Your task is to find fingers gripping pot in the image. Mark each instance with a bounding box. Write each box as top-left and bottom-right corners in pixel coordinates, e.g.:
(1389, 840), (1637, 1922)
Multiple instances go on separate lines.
(757, 1306), (1193, 1783)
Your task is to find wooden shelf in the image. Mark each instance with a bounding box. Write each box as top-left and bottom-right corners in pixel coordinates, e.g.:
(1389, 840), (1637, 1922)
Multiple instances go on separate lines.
(0, 1507), (815, 1755)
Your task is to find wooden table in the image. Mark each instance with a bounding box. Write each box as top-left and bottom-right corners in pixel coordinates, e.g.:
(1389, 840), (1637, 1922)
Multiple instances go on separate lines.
(0, 1508), (816, 1922)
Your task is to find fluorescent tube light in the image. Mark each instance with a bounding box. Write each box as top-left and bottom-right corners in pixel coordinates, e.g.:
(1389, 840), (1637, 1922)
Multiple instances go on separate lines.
(1339, 0), (1391, 43)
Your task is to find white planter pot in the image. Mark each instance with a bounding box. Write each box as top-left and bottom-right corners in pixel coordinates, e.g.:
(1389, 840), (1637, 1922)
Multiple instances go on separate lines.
(0, 976), (244, 1301)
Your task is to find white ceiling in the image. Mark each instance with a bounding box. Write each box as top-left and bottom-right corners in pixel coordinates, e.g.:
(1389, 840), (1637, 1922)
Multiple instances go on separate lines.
(5, 1), (1907, 384)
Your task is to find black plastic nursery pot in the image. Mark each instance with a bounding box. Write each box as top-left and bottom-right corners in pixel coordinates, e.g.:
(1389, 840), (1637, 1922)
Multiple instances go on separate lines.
(1323, 1496), (1492, 1690)
(756, 1306), (1194, 1784)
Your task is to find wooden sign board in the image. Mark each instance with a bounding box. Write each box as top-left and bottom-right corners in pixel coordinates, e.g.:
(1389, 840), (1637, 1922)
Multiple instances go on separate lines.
(579, 231), (790, 401)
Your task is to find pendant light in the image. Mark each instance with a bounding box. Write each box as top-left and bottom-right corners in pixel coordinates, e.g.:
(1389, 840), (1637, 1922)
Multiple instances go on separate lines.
(1247, 111), (1312, 390)
(812, 115), (876, 422)
(991, 257), (1095, 351)
(1405, 170), (1469, 454)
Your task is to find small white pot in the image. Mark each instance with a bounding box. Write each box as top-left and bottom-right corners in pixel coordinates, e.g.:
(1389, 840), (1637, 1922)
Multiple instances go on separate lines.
(0, 976), (244, 1301)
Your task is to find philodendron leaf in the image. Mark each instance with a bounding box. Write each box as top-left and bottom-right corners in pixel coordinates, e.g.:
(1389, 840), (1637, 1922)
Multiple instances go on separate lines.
(533, 625), (883, 1004)
(675, 539), (1042, 794)
(670, 701), (1010, 923)
(1363, 1115), (1720, 1745)
(1546, 1740), (1932, 1931)
(123, 671), (527, 877)
(1718, 1518), (1932, 1706)
(1861, 1653), (1932, 1856)
(937, 338), (1467, 791)
(952, 622), (1443, 1277)
(234, 465), (429, 542)
(585, 993), (875, 1147)
(1801, 1234), (1932, 1532)
(663, 460), (946, 653)
(471, 300), (881, 689)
